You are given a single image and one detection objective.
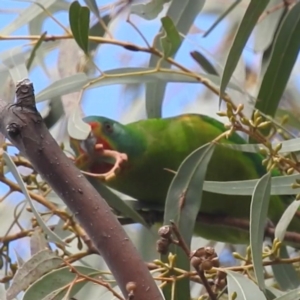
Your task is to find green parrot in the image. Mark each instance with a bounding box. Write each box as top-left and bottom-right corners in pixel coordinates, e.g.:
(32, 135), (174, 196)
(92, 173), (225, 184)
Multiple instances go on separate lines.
(70, 113), (300, 244)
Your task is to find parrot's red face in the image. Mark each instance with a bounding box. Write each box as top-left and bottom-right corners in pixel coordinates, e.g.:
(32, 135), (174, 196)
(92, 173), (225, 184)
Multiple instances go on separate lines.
(72, 120), (128, 181)
(88, 121), (113, 151)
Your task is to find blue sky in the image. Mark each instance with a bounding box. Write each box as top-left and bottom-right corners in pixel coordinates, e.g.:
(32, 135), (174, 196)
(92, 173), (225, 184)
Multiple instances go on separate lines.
(0, 0), (258, 120)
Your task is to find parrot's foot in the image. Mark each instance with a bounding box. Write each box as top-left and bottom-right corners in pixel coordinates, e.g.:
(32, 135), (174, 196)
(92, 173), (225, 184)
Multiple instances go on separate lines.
(81, 144), (128, 181)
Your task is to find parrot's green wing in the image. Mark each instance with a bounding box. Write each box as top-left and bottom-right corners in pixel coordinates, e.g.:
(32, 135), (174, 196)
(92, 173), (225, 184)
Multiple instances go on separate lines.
(70, 114), (300, 244)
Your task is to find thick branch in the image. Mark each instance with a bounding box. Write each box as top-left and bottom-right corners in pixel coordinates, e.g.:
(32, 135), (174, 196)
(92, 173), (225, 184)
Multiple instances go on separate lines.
(0, 79), (162, 300)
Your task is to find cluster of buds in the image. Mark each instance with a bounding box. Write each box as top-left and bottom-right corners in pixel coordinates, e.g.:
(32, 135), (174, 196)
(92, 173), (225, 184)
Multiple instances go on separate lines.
(190, 247), (219, 271)
(156, 225), (173, 255)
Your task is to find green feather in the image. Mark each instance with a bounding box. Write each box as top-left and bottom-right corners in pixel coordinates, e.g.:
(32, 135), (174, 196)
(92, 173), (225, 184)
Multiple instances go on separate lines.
(70, 114), (300, 244)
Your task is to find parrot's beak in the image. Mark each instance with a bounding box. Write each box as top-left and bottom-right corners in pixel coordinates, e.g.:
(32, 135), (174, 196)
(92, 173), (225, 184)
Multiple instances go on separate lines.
(78, 134), (128, 181)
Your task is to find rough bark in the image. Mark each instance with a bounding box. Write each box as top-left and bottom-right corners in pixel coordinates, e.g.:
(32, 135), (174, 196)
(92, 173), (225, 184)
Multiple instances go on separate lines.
(0, 79), (162, 300)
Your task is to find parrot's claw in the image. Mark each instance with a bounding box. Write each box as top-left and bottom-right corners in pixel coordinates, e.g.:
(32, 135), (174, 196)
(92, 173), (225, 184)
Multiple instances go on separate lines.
(81, 144), (128, 181)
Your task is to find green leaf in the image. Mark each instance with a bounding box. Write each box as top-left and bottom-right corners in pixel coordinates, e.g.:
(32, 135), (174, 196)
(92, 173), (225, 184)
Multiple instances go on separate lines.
(203, 0), (241, 37)
(145, 0), (206, 118)
(30, 229), (48, 256)
(274, 288), (300, 300)
(88, 14), (111, 52)
(26, 31), (47, 69)
(88, 178), (149, 229)
(83, 0), (99, 18)
(29, 1), (70, 35)
(256, 1), (300, 118)
(131, 0), (171, 20)
(162, 143), (215, 300)
(275, 200), (300, 242)
(220, 0), (270, 97)
(250, 172), (271, 292)
(160, 16), (181, 57)
(190, 50), (219, 75)
(35, 67), (243, 103)
(43, 96), (64, 129)
(22, 266), (102, 300)
(7, 250), (62, 300)
(68, 107), (91, 140)
(69, 1), (90, 54)
(3, 152), (67, 245)
(89, 67), (242, 91)
(35, 73), (89, 102)
(0, 0), (57, 35)
(226, 270), (267, 300)
(203, 173), (299, 196)
(253, 0), (286, 52)
(272, 246), (300, 291)
(223, 138), (300, 154)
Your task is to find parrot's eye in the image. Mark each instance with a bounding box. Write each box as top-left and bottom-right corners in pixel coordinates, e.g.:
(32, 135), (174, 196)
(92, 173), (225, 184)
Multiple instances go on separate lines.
(103, 121), (113, 134)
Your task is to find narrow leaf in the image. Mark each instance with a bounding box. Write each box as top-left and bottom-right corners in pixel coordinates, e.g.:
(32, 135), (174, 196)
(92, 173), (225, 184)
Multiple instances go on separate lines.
(0, 0), (57, 35)
(88, 178), (149, 228)
(274, 287), (300, 300)
(88, 67), (243, 91)
(160, 16), (181, 57)
(253, 0), (286, 52)
(272, 246), (300, 291)
(190, 50), (219, 75)
(35, 73), (89, 102)
(226, 270), (267, 300)
(3, 152), (66, 245)
(6, 250), (62, 300)
(69, 1), (90, 54)
(203, 0), (241, 37)
(220, 0), (270, 97)
(26, 31), (47, 70)
(256, 2), (300, 117)
(162, 143), (215, 299)
(250, 172), (271, 292)
(68, 107), (91, 140)
(22, 266), (101, 300)
(145, 0), (206, 118)
(131, 0), (171, 20)
(203, 173), (299, 196)
(164, 143), (215, 246)
(275, 200), (300, 242)
(30, 229), (48, 256)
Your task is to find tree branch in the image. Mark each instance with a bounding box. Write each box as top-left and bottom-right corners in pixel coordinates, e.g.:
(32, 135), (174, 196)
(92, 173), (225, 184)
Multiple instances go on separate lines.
(0, 79), (163, 300)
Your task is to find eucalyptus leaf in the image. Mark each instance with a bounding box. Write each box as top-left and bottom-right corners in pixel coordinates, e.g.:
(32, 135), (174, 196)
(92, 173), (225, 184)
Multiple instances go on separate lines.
(68, 107), (91, 140)
(256, 1), (300, 118)
(22, 266), (102, 300)
(69, 1), (90, 54)
(145, 0), (206, 118)
(3, 152), (66, 245)
(7, 250), (63, 300)
(87, 178), (149, 228)
(35, 73), (89, 102)
(160, 16), (181, 57)
(0, 0), (57, 35)
(272, 246), (300, 291)
(220, 0), (270, 97)
(275, 200), (300, 242)
(203, 173), (299, 196)
(253, 0), (285, 52)
(190, 50), (219, 75)
(163, 143), (215, 300)
(226, 270), (267, 300)
(35, 68), (242, 103)
(274, 288), (300, 300)
(131, 0), (170, 20)
(250, 172), (271, 292)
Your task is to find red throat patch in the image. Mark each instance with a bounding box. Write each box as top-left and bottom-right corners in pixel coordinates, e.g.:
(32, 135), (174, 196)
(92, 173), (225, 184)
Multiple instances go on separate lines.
(89, 121), (112, 150)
